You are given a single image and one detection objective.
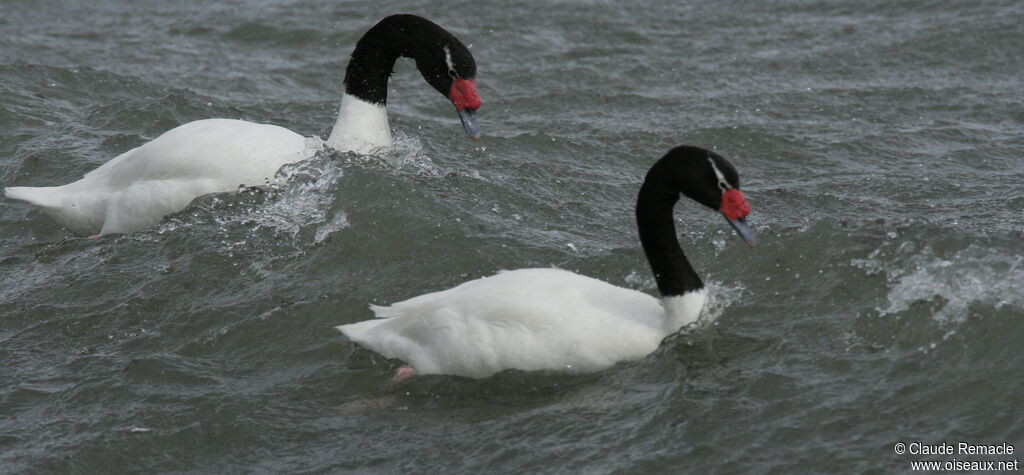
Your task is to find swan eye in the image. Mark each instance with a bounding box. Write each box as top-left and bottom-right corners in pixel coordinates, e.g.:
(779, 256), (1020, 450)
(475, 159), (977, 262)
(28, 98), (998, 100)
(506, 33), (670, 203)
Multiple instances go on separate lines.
(448, 68), (458, 79)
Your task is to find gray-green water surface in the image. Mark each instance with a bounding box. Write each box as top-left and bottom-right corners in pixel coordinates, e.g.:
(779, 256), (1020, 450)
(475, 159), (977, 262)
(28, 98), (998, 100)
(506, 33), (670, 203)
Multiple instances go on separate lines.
(1, 1), (1022, 473)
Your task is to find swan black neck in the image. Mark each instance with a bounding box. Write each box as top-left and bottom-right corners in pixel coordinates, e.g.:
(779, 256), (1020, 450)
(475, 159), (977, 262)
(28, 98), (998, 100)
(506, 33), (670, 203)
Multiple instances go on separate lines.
(636, 146), (749, 297)
(344, 14), (476, 105)
(636, 146), (734, 297)
(636, 184), (704, 297)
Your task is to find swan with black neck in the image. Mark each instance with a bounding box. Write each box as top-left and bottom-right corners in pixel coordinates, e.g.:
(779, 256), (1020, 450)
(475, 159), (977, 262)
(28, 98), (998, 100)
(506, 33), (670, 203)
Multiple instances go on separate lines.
(336, 145), (755, 380)
(4, 14), (482, 235)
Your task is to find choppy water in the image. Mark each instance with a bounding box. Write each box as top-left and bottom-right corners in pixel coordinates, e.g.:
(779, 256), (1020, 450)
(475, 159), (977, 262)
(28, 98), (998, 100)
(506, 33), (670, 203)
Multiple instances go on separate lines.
(1, 1), (1022, 473)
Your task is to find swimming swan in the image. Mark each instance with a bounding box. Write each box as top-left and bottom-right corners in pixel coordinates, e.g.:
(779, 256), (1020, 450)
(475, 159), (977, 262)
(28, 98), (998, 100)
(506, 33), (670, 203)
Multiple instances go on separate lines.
(337, 145), (755, 379)
(4, 14), (482, 235)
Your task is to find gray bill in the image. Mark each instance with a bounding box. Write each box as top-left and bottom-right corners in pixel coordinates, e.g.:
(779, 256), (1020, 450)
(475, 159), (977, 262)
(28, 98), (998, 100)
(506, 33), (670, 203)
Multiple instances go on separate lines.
(457, 108), (481, 139)
(724, 215), (756, 245)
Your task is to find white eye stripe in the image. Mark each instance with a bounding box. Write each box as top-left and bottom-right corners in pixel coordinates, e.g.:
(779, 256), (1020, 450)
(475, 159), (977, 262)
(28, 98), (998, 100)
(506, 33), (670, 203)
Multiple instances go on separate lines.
(443, 45), (456, 76)
(707, 157), (731, 191)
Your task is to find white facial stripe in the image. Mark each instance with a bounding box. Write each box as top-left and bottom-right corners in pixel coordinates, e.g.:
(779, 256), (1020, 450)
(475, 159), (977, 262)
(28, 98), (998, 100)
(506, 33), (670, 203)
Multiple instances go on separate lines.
(443, 46), (456, 76)
(708, 157), (731, 191)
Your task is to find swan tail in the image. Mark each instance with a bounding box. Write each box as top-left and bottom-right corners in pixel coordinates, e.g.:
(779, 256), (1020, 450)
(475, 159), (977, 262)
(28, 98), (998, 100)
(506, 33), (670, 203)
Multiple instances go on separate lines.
(336, 304), (406, 345)
(335, 318), (389, 343)
(5, 186), (63, 209)
(368, 304), (402, 319)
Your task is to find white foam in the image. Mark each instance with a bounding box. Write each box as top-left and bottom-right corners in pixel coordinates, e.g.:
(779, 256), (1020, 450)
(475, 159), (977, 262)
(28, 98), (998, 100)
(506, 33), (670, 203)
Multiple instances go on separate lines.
(153, 141), (348, 249)
(315, 210), (349, 244)
(855, 243), (1024, 324)
(389, 129), (438, 175)
(698, 280), (747, 328)
(622, 270), (744, 331)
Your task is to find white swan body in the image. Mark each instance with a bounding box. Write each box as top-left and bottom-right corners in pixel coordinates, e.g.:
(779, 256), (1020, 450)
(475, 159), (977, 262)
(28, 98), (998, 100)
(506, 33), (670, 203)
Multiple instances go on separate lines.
(5, 119), (319, 234)
(337, 268), (706, 379)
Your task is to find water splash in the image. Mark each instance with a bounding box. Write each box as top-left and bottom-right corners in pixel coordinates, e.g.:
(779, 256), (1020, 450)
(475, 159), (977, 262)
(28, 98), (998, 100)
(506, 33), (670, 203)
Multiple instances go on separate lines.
(154, 138), (347, 249)
(623, 271), (745, 330)
(242, 143), (343, 239)
(314, 210), (349, 245)
(698, 280), (747, 328)
(149, 132), (445, 255)
(623, 270), (652, 289)
(853, 242), (1024, 324)
(390, 130), (439, 175)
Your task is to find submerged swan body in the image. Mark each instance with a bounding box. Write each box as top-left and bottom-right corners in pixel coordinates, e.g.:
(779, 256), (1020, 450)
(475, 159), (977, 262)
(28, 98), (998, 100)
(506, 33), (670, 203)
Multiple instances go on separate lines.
(5, 14), (482, 235)
(7, 120), (314, 234)
(337, 146), (755, 379)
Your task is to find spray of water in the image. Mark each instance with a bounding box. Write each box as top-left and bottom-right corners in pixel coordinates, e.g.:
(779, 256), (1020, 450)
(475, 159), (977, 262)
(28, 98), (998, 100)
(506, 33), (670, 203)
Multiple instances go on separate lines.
(854, 242), (1024, 325)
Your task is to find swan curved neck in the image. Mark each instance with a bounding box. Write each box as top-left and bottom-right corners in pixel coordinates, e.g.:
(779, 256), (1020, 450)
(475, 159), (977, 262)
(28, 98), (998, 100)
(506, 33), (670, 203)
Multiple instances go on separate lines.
(343, 36), (403, 106)
(636, 185), (704, 297)
(342, 15), (446, 106)
(330, 16), (450, 153)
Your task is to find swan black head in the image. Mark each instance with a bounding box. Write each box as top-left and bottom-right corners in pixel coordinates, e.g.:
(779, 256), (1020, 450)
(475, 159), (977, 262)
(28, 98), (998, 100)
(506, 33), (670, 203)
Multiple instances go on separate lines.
(636, 146), (754, 296)
(641, 145), (754, 244)
(344, 14), (482, 138)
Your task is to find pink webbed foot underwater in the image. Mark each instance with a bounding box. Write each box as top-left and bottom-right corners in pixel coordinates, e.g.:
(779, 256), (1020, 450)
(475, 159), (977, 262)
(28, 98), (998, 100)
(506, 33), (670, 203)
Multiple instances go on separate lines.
(391, 365), (416, 384)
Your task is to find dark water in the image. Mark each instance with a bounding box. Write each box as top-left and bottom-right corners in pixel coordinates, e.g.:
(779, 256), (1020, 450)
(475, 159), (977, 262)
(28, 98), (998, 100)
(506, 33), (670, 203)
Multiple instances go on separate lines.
(2, 1), (1022, 473)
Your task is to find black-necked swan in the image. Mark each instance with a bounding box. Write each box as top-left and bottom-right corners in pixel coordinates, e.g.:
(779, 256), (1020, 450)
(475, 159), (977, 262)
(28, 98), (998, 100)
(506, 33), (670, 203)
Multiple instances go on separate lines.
(336, 145), (755, 380)
(4, 14), (482, 235)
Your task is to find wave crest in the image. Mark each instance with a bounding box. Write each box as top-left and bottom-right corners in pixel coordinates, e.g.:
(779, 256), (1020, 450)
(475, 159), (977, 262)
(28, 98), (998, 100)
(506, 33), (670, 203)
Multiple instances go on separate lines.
(854, 242), (1024, 324)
